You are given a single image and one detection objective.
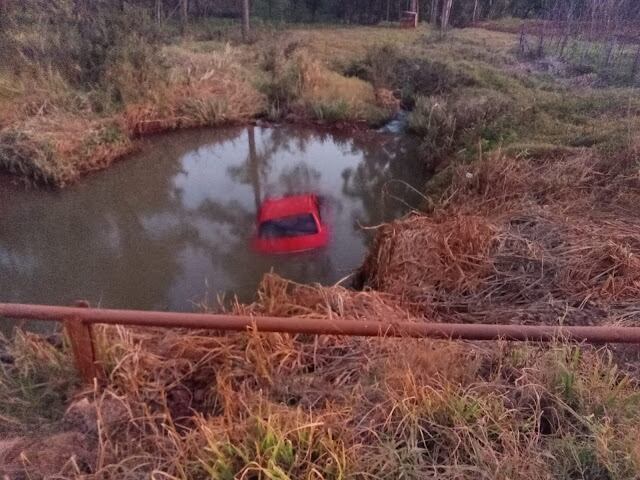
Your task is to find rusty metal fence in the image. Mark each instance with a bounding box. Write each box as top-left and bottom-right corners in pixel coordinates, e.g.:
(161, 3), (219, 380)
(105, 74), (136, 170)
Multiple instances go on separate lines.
(1, 302), (640, 382)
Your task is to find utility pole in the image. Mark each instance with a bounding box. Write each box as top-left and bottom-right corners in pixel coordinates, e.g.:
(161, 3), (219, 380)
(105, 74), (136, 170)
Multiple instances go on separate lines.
(242, 0), (251, 42)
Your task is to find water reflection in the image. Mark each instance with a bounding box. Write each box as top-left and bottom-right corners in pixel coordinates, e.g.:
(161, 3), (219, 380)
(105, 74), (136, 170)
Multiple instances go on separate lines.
(0, 126), (426, 321)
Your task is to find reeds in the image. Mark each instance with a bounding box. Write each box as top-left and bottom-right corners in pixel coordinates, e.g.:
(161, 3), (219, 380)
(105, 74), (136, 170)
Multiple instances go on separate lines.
(363, 147), (640, 327)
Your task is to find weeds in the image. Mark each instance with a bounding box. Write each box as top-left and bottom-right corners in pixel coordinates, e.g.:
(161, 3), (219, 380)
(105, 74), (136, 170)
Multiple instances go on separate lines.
(0, 331), (78, 435)
(0, 130), (61, 185)
(311, 100), (349, 122)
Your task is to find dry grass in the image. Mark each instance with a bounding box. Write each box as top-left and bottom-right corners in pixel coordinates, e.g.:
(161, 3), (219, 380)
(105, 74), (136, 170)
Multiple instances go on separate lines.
(3, 22), (639, 185)
(4, 275), (640, 478)
(0, 331), (78, 435)
(363, 147), (640, 326)
(123, 44), (266, 137)
(0, 115), (133, 186)
(123, 77), (265, 137)
(0, 28), (402, 185)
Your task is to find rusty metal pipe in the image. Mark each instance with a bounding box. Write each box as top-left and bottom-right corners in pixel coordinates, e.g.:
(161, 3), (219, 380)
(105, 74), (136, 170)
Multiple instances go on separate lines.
(1, 302), (640, 344)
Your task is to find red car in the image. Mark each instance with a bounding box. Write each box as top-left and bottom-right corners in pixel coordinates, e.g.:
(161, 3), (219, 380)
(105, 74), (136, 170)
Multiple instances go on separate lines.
(252, 194), (329, 254)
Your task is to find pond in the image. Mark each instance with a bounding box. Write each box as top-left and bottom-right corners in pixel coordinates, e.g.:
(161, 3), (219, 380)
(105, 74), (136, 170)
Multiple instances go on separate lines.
(0, 125), (426, 332)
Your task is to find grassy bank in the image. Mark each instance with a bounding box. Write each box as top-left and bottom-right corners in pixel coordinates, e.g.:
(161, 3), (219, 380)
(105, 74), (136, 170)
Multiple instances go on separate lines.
(0, 18), (405, 186)
(3, 15), (639, 187)
(3, 18), (640, 480)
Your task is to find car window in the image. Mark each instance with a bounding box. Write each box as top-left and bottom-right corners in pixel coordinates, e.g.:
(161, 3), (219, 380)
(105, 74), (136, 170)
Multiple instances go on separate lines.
(259, 214), (319, 239)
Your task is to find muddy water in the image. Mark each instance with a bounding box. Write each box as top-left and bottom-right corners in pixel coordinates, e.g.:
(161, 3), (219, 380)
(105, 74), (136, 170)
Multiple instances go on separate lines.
(0, 126), (426, 331)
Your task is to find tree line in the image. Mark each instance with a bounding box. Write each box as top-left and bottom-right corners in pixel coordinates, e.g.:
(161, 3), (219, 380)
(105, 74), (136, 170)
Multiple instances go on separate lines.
(3, 1), (640, 32)
(88, 0), (550, 27)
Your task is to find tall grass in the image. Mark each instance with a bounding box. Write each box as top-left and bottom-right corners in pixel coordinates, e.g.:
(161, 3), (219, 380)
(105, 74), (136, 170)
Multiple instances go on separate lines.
(6, 292), (640, 477)
(0, 331), (78, 435)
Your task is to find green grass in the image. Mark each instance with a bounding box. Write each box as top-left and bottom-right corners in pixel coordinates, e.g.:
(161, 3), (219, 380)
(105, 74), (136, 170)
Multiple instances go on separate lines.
(311, 99), (349, 122)
(328, 25), (640, 165)
(0, 332), (79, 435)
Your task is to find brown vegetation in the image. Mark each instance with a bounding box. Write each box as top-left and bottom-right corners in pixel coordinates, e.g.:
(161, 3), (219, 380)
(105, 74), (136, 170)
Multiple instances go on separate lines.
(363, 141), (640, 326)
(3, 270), (640, 477)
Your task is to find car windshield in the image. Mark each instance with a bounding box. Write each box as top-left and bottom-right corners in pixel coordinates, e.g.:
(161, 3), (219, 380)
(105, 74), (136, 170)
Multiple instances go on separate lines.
(259, 214), (319, 239)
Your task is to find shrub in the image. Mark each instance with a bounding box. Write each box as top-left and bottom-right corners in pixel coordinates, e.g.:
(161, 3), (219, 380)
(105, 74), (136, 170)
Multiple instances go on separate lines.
(409, 90), (516, 161)
(408, 96), (457, 159)
(346, 45), (478, 107)
(256, 43), (307, 112)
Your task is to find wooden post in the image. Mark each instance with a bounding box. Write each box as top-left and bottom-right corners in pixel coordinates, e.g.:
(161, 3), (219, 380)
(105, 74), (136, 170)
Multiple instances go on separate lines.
(64, 301), (101, 383)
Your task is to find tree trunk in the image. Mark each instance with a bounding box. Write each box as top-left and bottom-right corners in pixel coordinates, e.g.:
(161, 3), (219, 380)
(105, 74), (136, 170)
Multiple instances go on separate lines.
(155, 0), (163, 24)
(241, 0), (251, 42)
(472, 0), (479, 23)
(180, 0), (188, 33)
(247, 127), (261, 212)
(0, 0), (8, 25)
(430, 0), (439, 26)
(631, 44), (640, 81)
(412, 0), (418, 26)
(440, 0), (453, 34)
(386, 0), (391, 22)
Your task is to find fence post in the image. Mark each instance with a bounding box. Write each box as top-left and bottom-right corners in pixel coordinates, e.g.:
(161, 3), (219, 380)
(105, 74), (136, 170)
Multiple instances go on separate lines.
(64, 301), (101, 383)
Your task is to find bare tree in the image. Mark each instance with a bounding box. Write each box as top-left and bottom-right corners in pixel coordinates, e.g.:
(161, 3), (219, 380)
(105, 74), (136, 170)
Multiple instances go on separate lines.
(440, 0), (453, 34)
(247, 126), (261, 211)
(430, 0), (439, 26)
(180, 0), (188, 33)
(472, 0), (479, 23)
(241, 0), (250, 42)
(154, 0), (163, 24)
(632, 44), (640, 80)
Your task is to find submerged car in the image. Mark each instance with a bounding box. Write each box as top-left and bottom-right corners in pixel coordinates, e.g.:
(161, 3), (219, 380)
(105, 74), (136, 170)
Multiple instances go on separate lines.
(252, 194), (329, 254)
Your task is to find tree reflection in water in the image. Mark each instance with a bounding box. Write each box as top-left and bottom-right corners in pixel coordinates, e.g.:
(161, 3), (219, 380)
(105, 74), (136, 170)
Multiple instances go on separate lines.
(0, 125), (427, 330)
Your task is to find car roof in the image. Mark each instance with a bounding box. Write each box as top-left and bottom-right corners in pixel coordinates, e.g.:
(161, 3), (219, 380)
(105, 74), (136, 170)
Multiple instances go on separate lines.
(258, 194), (318, 221)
